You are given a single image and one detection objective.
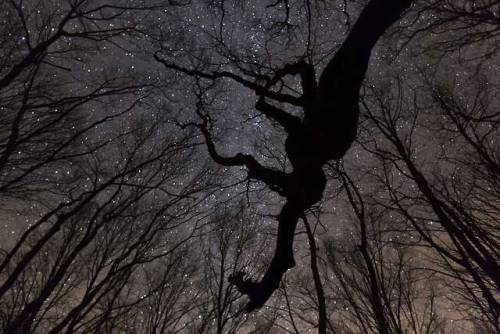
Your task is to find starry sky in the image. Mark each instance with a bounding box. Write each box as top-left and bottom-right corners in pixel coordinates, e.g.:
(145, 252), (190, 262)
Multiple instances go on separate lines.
(1, 0), (499, 333)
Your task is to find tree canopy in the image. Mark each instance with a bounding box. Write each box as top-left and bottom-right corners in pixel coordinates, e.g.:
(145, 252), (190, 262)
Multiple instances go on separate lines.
(0, 0), (498, 333)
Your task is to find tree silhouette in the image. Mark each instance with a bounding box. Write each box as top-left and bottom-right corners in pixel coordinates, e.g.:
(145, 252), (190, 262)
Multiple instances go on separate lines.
(2, 0), (498, 332)
(361, 75), (500, 330)
(156, 0), (412, 311)
(0, 2), (208, 332)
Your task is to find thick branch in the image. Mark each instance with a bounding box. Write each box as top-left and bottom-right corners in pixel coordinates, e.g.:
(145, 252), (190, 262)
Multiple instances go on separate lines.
(229, 201), (302, 311)
(196, 122), (290, 195)
(255, 97), (301, 133)
(317, 0), (412, 106)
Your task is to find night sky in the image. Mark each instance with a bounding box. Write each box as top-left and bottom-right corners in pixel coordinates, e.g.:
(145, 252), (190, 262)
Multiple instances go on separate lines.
(0, 0), (499, 333)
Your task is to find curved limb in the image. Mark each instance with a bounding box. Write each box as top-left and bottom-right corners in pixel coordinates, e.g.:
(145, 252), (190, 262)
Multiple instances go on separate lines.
(195, 119), (291, 196)
(229, 200), (302, 311)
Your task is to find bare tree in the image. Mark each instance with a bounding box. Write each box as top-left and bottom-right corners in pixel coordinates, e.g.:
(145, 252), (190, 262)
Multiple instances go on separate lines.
(130, 250), (199, 334)
(3, 1), (498, 333)
(0, 106), (209, 332)
(321, 165), (447, 334)
(192, 202), (266, 334)
(0, 1), (212, 333)
(398, 0), (500, 65)
(359, 73), (499, 330)
(155, 0), (412, 311)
